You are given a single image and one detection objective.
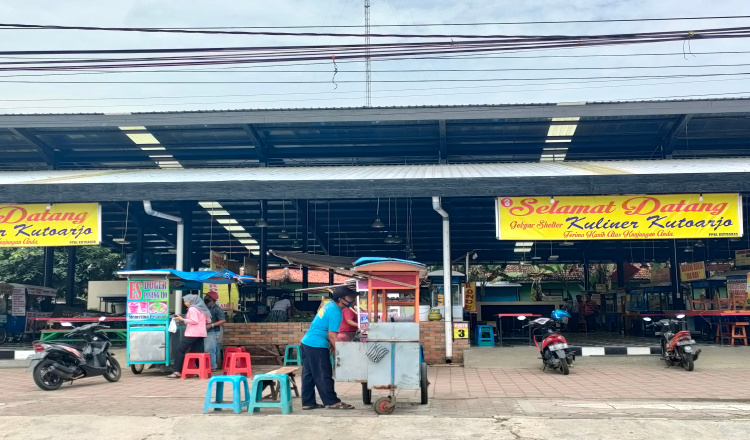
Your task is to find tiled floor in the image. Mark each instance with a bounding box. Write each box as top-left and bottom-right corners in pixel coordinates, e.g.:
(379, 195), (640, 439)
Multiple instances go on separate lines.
(4, 360), (750, 419)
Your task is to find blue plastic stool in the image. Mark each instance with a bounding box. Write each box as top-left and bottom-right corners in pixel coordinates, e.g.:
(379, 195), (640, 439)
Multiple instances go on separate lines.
(248, 374), (293, 415)
(284, 345), (302, 366)
(203, 375), (250, 414)
(476, 325), (495, 347)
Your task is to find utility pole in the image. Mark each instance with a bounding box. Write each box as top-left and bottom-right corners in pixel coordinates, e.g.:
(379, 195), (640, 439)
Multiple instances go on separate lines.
(364, 0), (371, 107)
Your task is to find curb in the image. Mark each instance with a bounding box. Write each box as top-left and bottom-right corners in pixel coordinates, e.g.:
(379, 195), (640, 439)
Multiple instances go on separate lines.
(569, 346), (661, 356)
(0, 349), (35, 360)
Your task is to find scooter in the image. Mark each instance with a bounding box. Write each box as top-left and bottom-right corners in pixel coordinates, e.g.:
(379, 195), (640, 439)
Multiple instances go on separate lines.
(524, 311), (576, 375)
(27, 316), (121, 390)
(644, 314), (701, 371)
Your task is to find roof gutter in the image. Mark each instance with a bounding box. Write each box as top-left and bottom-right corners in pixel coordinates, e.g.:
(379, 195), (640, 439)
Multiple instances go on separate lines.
(143, 201), (184, 314)
(432, 196), (453, 363)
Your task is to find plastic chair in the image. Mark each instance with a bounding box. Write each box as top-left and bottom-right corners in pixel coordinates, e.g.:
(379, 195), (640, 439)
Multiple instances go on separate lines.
(181, 353), (212, 380)
(222, 347), (246, 372)
(284, 345), (302, 366)
(476, 325), (495, 347)
(203, 375), (250, 414)
(248, 374), (293, 415)
(731, 323), (749, 346)
(225, 352), (253, 377)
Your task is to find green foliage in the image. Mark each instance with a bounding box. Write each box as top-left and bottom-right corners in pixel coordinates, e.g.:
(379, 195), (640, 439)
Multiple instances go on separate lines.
(0, 246), (123, 298)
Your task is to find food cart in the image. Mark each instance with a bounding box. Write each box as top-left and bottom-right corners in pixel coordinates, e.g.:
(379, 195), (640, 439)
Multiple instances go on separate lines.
(334, 258), (429, 414)
(0, 283), (56, 344)
(117, 269), (256, 374)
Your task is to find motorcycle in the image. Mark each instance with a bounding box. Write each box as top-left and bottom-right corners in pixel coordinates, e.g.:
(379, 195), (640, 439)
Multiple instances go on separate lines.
(27, 316), (121, 390)
(644, 314), (701, 371)
(524, 311), (576, 375)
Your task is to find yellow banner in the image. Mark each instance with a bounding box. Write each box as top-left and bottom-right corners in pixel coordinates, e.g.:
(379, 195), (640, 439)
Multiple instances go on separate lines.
(496, 194), (742, 240)
(680, 261), (706, 282)
(209, 250), (237, 312)
(463, 282), (477, 313)
(0, 203), (100, 247)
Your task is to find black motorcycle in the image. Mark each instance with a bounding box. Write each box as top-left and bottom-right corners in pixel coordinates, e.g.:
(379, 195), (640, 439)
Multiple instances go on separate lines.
(28, 317), (121, 391)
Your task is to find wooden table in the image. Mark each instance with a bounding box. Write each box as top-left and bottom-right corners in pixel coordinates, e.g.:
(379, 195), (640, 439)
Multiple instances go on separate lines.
(495, 314), (542, 347)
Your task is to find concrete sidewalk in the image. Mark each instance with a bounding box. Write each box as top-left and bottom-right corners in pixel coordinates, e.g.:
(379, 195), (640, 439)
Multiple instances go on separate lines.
(1, 415), (749, 440)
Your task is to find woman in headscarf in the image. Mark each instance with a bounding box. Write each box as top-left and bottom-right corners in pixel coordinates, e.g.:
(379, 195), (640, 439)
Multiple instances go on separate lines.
(167, 294), (212, 378)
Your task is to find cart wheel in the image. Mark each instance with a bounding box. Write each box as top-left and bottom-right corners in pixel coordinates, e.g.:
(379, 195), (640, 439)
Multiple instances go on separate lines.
(373, 397), (395, 415)
(420, 362), (429, 404)
(130, 364), (144, 375)
(362, 382), (372, 405)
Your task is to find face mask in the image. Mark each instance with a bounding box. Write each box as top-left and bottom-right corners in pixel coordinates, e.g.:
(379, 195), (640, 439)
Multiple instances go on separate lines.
(345, 300), (354, 307)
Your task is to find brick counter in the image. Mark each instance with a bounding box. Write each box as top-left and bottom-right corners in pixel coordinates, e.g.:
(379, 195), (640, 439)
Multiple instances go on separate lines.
(223, 321), (469, 365)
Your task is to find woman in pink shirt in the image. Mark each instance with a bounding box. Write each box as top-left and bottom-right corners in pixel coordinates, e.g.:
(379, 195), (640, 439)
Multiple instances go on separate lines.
(167, 294), (211, 378)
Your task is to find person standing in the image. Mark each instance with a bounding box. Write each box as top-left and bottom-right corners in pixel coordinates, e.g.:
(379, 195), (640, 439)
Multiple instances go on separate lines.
(167, 294), (211, 378)
(268, 294), (295, 322)
(582, 293), (598, 332)
(568, 295), (581, 333)
(204, 291), (226, 371)
(337, 305), (359, 342)
(300, 286), (357, 410)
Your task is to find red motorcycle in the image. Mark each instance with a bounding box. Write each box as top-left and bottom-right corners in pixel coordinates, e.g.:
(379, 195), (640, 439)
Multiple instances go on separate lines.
(644, 314), (701, 371)
(525, 314), (575, 375)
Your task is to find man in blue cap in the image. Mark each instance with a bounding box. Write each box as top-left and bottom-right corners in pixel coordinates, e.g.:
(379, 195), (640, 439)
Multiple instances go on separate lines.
(300, 286), (357, 410)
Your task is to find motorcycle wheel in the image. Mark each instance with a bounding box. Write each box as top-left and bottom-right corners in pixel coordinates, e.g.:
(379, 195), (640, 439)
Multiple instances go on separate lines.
(681, 353), (695, 372)
(33, 360), (64, 391)
(0, 328), (6, 345)
(559, 358), (570, 375)
(104, 356), (122, 382)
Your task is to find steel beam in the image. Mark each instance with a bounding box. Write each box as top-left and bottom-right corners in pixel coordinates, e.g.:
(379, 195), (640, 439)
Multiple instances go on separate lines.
(243, 124), (269, 167)
(662, 114), (694, 159)
(8, 128), (56, 168)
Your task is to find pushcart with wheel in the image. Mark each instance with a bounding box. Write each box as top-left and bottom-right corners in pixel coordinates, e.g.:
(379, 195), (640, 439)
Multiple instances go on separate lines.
(335, 322), (428, 415)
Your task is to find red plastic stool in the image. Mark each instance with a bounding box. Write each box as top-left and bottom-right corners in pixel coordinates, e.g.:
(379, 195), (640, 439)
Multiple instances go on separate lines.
(181, 353), (212, 379)
(223, 347), (247, 372)
(225, 352), (253, 377)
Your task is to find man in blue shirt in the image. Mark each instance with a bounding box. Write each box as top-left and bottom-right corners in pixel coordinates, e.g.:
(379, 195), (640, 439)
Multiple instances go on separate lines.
(301, 286), (358, 410)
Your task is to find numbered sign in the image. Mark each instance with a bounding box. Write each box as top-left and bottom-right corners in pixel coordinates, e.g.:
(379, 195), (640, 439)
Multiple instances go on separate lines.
(453, 322), (469, 339)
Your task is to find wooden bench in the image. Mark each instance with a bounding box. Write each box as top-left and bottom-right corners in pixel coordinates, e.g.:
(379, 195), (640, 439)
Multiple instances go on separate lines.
(263, 366), (300, 400)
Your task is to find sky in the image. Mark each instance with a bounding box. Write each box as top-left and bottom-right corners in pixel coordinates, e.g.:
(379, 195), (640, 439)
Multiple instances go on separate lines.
(1, 0), (750, 113)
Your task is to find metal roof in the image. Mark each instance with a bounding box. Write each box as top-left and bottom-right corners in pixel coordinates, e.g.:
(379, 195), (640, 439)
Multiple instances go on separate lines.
(2, 98), (750, 266)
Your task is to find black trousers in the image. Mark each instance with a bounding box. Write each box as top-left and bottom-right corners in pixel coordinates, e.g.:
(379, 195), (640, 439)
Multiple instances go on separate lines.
(301, 343), (339, 407)
(174, 336), (204, 373)
(584, 314), (597, 332)
(569, 313), (580, 332)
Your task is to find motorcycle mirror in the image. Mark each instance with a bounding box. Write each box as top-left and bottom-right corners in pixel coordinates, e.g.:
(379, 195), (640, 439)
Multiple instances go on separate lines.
(517, 315), (527, 321)
(676, 314), (686, 319)
(642, 317), (652, 322)
(61, 322), (73, 327)
(99, 316), (106, 322)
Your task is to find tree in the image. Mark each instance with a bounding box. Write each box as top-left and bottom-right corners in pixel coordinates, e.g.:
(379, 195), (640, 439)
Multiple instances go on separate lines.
(468, 264), (507, 300)
(0, 246), (123, 299)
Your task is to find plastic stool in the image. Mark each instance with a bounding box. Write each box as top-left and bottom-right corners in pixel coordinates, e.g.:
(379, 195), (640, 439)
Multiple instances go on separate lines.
(203, 375), (250, 414)
(225, 352), (253, 377)
(476, 325), (495, 347)
(248, 374), (293, 415)
(284, 345), (302, 366)
(222, 347), (246, 372)
(181, 353), (212, 379)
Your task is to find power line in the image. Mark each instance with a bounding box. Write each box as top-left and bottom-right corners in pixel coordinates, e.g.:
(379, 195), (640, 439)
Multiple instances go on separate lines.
(2, 15), (750, 31)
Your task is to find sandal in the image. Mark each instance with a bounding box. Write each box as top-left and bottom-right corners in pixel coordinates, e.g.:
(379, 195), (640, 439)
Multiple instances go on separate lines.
(166, 373), (180, 379)
(327, 402), (355, 410)
(302, 404), (325, 410)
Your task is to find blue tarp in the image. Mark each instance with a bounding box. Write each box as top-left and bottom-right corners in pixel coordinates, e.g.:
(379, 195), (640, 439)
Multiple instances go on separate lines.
(354, 257), (425, 268)
(118, 269), (256, 285)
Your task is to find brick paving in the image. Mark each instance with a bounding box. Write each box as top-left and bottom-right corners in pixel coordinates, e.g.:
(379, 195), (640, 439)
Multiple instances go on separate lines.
(3, 362), (750, 419)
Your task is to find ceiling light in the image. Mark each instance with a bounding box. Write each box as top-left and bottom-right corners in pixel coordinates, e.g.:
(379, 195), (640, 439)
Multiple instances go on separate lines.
(515, 242), (533, 246)
(684, 247), (694, 253)
(237, 239), (256, 244)
(404, 244), (413, 253)
(544, 139), (572, 143)
(207, 210), (231, 216)
(223, 225), (245, 232)
(255, 218), (268, 228)
(548, 255), (559, 261)
(140, 146), (166, 151)
(371, 218), (385, 229)
(291, 239), (302, 249)
(694, 241), (705, 248)
(279, 229), (290, 239)
(514, 247), (532, 253)
(199, 202), (223, 209)
(231, 232), (252, 238)
(472, 252), (478, 260)
(384, 234), (396, 244)
(113, 238), (129, 245)
(531, 256), (542, 260)
(543, 147), (568, 152)
(550, 196), (555, 204)
(699, 194), (704, 202)
(119, 126), (147, 131)
(393, 235), (403, 244)
(408, 252), (416, 260)
(561, 241), (574, 246)
(216, 218), (238, 225)
(126, 133), (160, 145)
